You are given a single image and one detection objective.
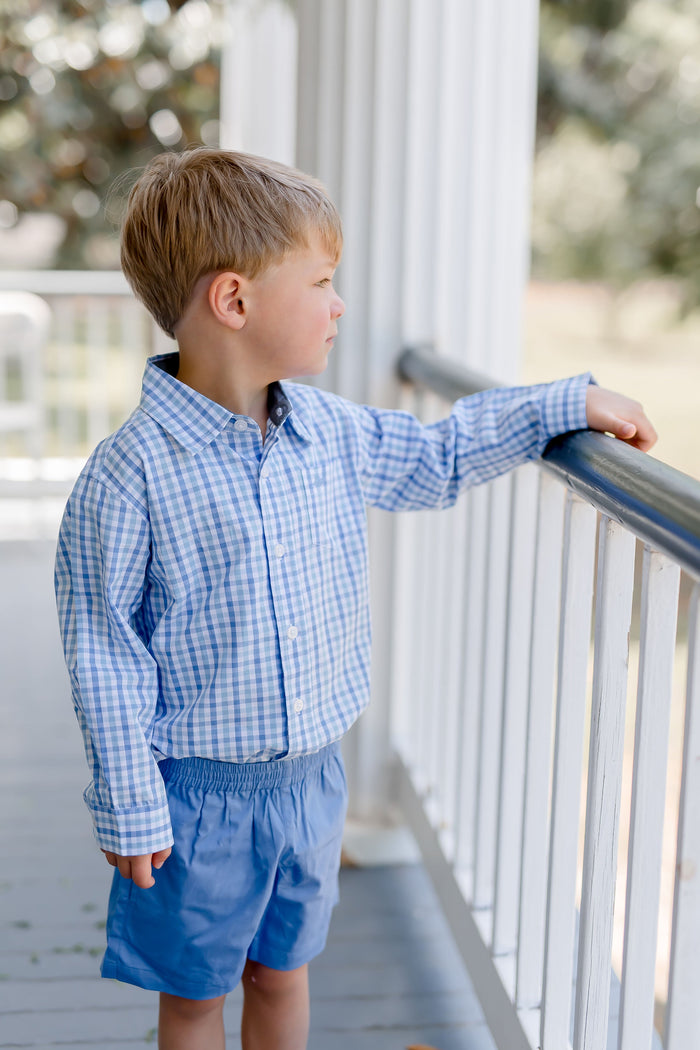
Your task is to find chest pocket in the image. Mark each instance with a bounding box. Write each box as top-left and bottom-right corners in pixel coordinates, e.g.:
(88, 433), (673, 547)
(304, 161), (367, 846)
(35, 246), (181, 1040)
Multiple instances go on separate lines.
(270, 448), (365, 553)
(301, 456), (368, 553)
(267, 454), (337, 551)
(301, 459), (337, 549)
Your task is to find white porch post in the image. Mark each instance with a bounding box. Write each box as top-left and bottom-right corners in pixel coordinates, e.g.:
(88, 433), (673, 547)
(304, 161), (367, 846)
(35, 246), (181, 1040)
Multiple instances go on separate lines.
(219, 0), (297, 163)
(220, 0), (542, 821)
(296, 0), (411, 821)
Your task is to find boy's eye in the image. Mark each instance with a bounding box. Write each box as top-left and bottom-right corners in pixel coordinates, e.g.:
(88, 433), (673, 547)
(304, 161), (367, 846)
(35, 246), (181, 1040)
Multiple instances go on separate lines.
(316, 278), (332, 287)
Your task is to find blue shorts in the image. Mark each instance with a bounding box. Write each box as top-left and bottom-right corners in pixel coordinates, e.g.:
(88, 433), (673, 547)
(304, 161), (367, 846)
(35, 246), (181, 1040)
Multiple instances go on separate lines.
(101, 743), (347, 1000)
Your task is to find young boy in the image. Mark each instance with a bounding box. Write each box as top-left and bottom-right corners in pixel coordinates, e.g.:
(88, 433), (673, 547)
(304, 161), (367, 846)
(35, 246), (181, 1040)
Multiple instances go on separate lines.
(54, 148), (656, 1050)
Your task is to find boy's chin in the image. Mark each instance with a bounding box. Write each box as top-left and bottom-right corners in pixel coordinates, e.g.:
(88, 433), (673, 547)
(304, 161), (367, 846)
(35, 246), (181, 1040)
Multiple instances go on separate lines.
(288, 358), (330, 381)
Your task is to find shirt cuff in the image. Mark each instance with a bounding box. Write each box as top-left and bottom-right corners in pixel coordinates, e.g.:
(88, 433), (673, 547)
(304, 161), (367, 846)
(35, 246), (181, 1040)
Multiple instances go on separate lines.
(540, 372), (594, 442)
(85, 789), (174, 855)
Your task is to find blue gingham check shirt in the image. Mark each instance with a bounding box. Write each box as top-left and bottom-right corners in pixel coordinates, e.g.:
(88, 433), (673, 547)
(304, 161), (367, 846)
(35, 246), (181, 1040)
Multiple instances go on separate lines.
(55, 353), (591, 854)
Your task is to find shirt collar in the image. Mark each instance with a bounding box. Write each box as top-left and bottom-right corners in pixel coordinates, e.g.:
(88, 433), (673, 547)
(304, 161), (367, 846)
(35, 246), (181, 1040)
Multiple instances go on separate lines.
(140, 352), (310, 452)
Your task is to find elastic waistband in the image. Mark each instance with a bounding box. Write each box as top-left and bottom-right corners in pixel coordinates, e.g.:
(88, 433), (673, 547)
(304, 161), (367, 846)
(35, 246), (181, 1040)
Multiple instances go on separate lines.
(158, 742), (340, 791)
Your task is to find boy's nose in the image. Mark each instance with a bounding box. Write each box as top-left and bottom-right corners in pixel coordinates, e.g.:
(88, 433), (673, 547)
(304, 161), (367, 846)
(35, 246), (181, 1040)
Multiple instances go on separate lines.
(332, 294), (345, 319)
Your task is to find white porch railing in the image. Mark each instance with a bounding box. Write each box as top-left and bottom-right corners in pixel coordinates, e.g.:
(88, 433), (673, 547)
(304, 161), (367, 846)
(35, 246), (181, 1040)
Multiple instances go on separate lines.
(393, 345), (700, 1050)
(0, 271), (165, 491)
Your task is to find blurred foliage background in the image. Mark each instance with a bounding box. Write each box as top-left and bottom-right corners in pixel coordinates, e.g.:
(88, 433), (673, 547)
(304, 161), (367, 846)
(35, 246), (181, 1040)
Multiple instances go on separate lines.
(0, 0), (699, 310)
(527, 0), (700, 484)
(535, 0), (700, 310)
(0, 0), (224, 270)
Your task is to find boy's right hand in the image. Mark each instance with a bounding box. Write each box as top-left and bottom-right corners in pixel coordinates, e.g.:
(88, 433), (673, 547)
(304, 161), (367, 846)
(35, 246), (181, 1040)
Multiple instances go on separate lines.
(102, 848), (172, 889)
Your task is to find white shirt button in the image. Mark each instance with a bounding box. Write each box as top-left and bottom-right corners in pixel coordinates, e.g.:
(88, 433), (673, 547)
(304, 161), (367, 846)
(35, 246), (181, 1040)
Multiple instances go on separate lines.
(287, 626), (298, 639)
(260, 467), (270, 479)
(293, 698), (304, 714)
(274, 544), (285, 558)
(234, 419), (248, 432)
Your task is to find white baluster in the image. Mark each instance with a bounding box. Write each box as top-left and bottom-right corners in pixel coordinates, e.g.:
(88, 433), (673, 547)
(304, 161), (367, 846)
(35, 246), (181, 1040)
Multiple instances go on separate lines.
(473, 472), (512, 916)
(85, 298), (111, 448)
(573, 518), (636, 1050)
(517, 472), (566, 1010)
(541, 495), (597, 1050)
(619, 548), (680, 1050)
(454, 483), (490, 900)
(437, 494), (470, 860)
(666, 582), (700, 1050)
(493, 463), (538, 965)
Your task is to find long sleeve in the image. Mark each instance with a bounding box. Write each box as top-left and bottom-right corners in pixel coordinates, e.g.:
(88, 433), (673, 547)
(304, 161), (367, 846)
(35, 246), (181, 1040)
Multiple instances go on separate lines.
(348, 373), (592, 510)
(55, 474), (173, 855)
(54, 356), (595, 821)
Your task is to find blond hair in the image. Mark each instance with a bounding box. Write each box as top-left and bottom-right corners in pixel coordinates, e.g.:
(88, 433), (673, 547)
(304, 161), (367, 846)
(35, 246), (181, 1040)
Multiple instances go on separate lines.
(120, 148), (343, 336)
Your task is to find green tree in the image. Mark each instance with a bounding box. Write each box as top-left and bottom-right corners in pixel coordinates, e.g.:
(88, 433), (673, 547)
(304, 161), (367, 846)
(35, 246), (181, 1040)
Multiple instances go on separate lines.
(534, 0), (700, 308)
(0, 0), (224, 269)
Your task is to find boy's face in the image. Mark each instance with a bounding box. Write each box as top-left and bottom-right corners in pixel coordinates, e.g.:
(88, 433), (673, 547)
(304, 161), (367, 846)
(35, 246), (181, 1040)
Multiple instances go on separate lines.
(242, 233), (345, 382)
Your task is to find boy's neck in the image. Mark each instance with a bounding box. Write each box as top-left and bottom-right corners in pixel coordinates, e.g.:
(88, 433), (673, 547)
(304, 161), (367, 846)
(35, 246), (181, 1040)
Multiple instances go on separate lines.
(175, 350), (271, 436)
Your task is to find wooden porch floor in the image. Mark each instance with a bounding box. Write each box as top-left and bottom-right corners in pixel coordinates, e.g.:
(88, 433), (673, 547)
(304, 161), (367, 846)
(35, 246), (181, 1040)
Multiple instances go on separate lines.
(0, 534), (496, 1050)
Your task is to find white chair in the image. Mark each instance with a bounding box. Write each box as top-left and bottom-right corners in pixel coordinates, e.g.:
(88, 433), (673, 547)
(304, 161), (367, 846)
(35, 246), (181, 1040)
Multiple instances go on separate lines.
(0, 291), (51, 460)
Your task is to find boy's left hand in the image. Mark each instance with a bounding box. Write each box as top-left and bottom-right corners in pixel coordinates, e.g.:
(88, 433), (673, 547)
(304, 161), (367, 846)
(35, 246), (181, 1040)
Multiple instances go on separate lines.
(585, 386), (657, 452)
(102, 848), (172, 889)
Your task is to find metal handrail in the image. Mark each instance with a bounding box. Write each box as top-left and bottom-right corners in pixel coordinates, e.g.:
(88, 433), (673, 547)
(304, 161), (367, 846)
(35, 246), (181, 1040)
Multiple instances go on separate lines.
(398, 344), (700, 579)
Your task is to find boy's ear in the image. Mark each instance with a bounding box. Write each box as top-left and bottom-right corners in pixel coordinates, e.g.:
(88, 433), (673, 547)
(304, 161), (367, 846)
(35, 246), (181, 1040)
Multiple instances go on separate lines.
(208, 272), (247, 330)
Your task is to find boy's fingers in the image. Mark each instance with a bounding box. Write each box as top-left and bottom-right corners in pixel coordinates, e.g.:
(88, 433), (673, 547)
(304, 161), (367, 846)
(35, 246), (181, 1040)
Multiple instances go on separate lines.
(128, 855), (156, 889)
(607, 411), (657, 452)
(114, 854), (156, 889)
(605, 415), (640, 444)
(101, 850), (169, 885)
(630, 417), (658, 452)
(585, 388), (658, 452)
(152, 847), (172, 870)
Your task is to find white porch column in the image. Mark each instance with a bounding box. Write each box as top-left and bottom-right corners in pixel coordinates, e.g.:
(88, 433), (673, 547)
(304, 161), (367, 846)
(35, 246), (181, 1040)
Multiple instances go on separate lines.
(435, 0), (540, 380)
(220, 0), (542, 820)
(219, 0), (297, 163)
(296, 0), (411, 822)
